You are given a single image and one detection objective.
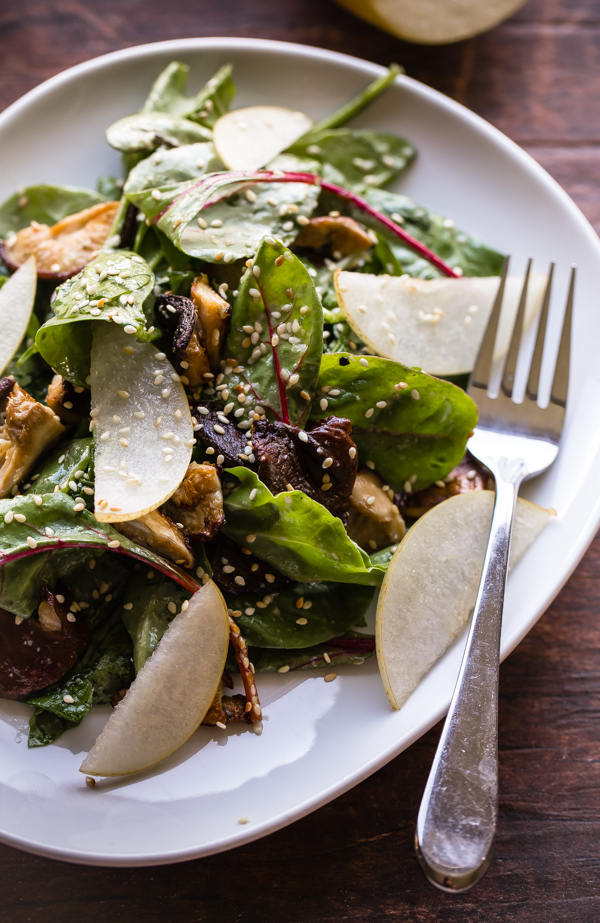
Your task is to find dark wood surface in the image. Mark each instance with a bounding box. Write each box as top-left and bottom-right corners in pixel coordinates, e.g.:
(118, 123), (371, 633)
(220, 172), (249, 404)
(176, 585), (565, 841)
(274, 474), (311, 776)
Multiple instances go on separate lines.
(1, 1), (600, 919)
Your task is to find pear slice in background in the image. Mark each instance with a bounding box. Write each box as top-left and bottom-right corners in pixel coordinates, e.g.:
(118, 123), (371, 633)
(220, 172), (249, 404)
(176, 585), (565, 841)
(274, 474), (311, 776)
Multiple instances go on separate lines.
(0, 256), (37, 376)
(334, 270), (546, 377)
(376, 490), (554, 711)
(91, 322), (194, 523)
(213, 105), (313, 172)
(80, 580), (229, 777)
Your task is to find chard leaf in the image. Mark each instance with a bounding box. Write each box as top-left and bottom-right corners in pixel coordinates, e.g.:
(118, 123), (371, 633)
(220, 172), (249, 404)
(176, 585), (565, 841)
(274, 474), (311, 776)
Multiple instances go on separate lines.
(106, 112), (212, 155)
(228, 580), (374, 648)
(221, 237), (323, 426)
(250, 632), (375, 672)
(123, 142), (223, 196)
(301, 64), (403, 137)
(142, 62), (235, 128)
(0, 492), (200, 619)
(310, 353), (477, 491)
(122, 572), (191, 673)
(223, 467), (385, 586)
(35, 250), (154, 387)
(360, 188), (504, 279)
(0, 184), (106, 237)
(127, 171), (319, 262)
(288, 128), (415, 192)
(25, 438), (93, 497)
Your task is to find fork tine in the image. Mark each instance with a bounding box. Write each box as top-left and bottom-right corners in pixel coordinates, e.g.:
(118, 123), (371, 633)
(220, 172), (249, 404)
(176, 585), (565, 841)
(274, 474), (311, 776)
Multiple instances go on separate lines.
(470, 257), (510, 391)
(500, 258), (532, 398)
(526, 263), (554, 402)
(549, 266), (575, 409)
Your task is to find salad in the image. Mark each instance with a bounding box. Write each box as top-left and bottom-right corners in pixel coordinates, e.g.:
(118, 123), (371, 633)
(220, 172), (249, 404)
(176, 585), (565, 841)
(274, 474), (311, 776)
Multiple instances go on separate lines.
(0, 60), (505, 771)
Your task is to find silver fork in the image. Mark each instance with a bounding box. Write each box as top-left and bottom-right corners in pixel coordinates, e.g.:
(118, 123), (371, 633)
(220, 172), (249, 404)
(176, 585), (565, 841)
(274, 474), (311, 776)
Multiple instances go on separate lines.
(414, 257), (575, 892)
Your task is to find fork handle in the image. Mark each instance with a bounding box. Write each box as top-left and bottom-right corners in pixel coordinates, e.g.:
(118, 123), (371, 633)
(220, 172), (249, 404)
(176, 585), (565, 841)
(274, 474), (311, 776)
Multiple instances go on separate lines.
(415, 475), (520, 892)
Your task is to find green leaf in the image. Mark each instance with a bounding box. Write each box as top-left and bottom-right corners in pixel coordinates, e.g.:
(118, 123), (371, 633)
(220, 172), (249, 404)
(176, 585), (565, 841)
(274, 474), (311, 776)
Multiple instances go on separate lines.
(97, 175), (123, 200)
(123, 142), (223, 196)
(288, 128), (415, 192)
(27, 675), (94, 723)
(106, 112), (212, 155)
(142, 62), (235, 129)
(28, 709), (76, 748)
(361, 188), (504, 279)
(249, 632), (375, 672)
(25, 438), (93, 497)
(222, 467), (386, 586)
(0, 492), (199, 618)
(228, 580), (374, 648)
(310, 353), (477, 491)
(0, 184), (106, 237)
(35, 250), (154, 386)
(221, 237), (323, 426)
(122, 571), (190, 673)
(127, 171), (319, 263)
(301, 64), (403, 136)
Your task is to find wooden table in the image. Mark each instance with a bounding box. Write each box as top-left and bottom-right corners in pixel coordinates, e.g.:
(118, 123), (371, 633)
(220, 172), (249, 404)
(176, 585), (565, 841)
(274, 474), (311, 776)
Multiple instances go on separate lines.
(1, 1), (599, 919)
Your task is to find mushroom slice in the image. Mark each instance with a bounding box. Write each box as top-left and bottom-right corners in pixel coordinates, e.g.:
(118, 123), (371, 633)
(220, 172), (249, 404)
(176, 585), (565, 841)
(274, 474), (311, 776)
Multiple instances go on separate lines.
(346, 468), (406, 552)
(164, 462), (224, 542)
(0, 256), (37, 377)
(155, 293), (210, 388)
(91, 323), (194, 523)
(190, 274), (231, 370)
(0, 382), (65, 498)
(0, 201), (119, 280)
(293, 216), (373, 257)
(396, 453), (488, 519)
(116, 509), (194, 568)
(46, 374), (87, 426)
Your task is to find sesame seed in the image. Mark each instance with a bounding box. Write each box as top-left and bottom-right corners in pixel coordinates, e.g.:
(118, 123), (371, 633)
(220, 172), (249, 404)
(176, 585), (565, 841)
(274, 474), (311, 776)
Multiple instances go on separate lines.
(73, 502), (86, 512)
(395, 382), (408, 391)
(4, 511), (14, 524)
(168, 602), (177, 614)
(214, 424), (225, 435)
(296, 617), (308, 625)
(117, 390), (129, 399)
(216, 454), (225, 465)
(14, 513), (26, 523)
(107, 540), (121, 549)
(238, 817), (249, 825)
(123, 325), (136, 335)
(324, 673), (337, 683)
(234, 576), (246, 586)
(26, 536), (37, 549)
(376, 401), (387, 409)
(411, 389), (420, 400)
(365, 408), (374, 418)
(320, 398), (328, 411)
(366, 460), (375, 470)
(119, 438), (128, 447)
(467, 469), (477, 481)
(359, 358), (369, 368)
(246, 534), (256, 543)
(322, 457), (333, 469)
(348, 447), (357, 460)
(63, 694), (75, 704)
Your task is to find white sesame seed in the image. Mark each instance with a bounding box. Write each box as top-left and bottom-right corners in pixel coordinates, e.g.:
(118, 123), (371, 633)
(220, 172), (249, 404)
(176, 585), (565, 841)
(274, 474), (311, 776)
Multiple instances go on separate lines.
(359, 358), (369, 368)
(26, 536), (37, 549)
(411, 389), (420, 400)
(320, 399), (328, 411)
(365, 408), (374, 418)
(324, 673), (337, 683)
(376, 401), (387, 409)
(117, 390), (129, 400)
(107, 540), (121, 549)
(348, 447), (357, 460)
(322, 457), (333, 469)
(14, 513), (26, 523)
(161, 389), (171, 399)
(63, 694), (75, 704)
(296, 617), (308, 625)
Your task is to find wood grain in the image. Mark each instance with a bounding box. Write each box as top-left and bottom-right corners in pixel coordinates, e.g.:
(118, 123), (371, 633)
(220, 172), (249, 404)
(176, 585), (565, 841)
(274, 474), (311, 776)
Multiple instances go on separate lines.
(1, 1), (599, 919)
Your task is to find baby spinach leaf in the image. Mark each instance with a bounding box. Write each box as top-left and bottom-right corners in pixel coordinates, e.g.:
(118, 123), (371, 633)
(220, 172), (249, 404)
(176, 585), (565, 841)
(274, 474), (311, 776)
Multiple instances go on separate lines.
(221, 237), (323, 426)
(123, 142), (223, 196)
(223, 467), (386, 586)
(27, 675), (94, 724)
(360, 188), (504, 279)
(26, 438), (93, 497)
(28, 709), (76, 748)
(97, 175), (123, 200)
(310, 353), (477, 491)
(249, 632), (375, 672)
(127, 171), (319, 262)
(106, 112), (212, 155)
(0, 185), (106, 237)
(36, 250), (154, 386)
(301, 64), (403, 138)
(288, 128), (415, 192)
(142, 62), (235, 128)
(122, 571), (190, 673)
(228, 580), (374, 648)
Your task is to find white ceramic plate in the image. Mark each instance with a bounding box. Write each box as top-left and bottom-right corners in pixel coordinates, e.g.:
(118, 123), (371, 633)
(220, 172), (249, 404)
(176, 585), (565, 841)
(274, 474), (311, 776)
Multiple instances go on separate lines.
(1, 37), (599, 868)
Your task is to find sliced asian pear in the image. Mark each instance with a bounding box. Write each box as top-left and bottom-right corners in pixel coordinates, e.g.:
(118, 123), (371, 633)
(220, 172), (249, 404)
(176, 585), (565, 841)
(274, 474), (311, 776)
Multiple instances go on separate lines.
(0, 256), (37, 376)
(80, 580), (229, 776)
(334, 270), (546, 376)
(376, 490), (554, 711)
(213, 106), (313, 172)
(91, 322), (194, 523)
(333, 0), (527, 45)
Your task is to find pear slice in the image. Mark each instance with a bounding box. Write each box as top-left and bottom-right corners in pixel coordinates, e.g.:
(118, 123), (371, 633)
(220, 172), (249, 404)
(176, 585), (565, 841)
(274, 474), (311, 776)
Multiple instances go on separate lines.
(334, 270), (546, 376)
(213, 105), (313, 172)
(91, 322), (194, 523)
(376, 490), (553, 710)
(80, 580), (229, 776)
(0, 256), (37, 376)
(334, 0), (527, 45)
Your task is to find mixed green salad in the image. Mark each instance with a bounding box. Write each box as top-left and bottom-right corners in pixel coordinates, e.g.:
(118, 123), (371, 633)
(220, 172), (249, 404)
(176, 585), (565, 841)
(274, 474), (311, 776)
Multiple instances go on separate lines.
(0, 61), (501, 752)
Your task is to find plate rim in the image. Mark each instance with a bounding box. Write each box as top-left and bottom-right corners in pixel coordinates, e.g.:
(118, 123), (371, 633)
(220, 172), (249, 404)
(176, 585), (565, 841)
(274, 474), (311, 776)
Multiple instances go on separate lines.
(1, 35), (600, 868)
